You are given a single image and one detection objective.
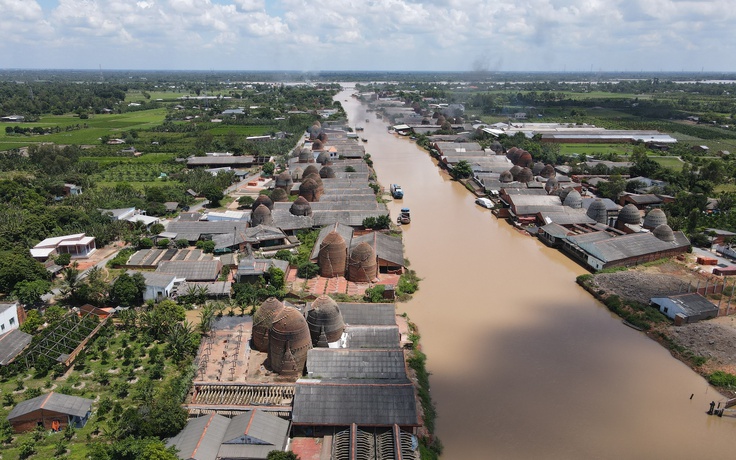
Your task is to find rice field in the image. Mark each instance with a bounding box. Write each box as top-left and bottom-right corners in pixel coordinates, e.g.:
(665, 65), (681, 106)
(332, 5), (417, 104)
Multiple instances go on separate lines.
(0, 109), (168, 148)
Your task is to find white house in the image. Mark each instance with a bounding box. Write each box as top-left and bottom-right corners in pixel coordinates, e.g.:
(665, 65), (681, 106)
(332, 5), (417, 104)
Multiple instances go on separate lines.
(0, 302), (20, 334)
(130, 271), (182, 302)
(30, 233), (97, 261)
(650, 293), (719, 324)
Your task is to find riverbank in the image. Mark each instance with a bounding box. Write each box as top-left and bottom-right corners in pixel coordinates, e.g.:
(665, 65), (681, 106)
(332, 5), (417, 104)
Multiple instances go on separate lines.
(576, 258), (736, 398)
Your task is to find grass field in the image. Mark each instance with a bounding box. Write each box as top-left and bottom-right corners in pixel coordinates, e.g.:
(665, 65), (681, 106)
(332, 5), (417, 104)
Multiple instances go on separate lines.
(650, 156), (685, 171)
(0, 109), (168, 149)
(125, 90), (189, 102)
(206, 125), (275, 136)
(81, 153), (177, 165)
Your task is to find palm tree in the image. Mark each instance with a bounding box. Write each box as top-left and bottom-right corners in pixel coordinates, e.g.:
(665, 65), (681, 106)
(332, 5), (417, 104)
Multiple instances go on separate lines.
(198, 305), (215, 335)
(60, 262), (81, 303)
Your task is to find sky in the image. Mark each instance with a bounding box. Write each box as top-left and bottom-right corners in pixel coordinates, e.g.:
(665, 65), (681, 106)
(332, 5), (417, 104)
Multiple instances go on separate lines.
(1, 0), (735, 72)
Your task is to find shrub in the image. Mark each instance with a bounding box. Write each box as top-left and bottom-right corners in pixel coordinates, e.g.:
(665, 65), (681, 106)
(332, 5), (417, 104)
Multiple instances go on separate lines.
(708, 371), (736, 388)
(364, 285), (385, 302)
(297, 261), (319, 279)
(156, 238), (170, 248)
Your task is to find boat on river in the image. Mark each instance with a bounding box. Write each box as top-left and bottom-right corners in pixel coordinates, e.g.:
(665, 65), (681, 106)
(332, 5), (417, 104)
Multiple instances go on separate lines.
(396, 208), (411, 225)
(390, 184), (404, 199)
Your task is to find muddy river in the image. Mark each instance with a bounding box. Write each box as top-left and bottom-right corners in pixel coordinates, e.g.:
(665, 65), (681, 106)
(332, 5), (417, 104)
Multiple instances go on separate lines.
(336, 87), (736, 459)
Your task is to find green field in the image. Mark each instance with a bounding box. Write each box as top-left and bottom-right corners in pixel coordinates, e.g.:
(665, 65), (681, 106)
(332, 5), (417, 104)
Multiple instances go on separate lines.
(0, 109), (168, 149)
(81, 153), (177, 165)
(205, 125), (275, 136)
(125, 90), (189, 102)
(650, 156), (685, 171)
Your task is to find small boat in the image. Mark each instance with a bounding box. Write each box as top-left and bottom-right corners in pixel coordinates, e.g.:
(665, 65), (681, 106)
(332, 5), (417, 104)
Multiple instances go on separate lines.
(396, 208), (411, 225)
(475, 197), (493, 209)
(622, 319), (645, 331)
(390, 184), (404, 199)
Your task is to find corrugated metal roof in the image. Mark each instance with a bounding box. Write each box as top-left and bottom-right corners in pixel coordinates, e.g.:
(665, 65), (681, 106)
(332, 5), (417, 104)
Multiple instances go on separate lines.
(344, 325), (401, 349)
(166, 413), (230, 460)
(335, 303), (396, 326)
(577, 231), (690, 263)
(306, 349), (406, 379)
(292, 379), (418, 426)
(220, 410), (290, 456)
(651, 293), (718, 316)
(156, 260), (222, 281)
(0, 328), (32, 365)
(352, 232), (404, 267)
(8, 392), (93, 420)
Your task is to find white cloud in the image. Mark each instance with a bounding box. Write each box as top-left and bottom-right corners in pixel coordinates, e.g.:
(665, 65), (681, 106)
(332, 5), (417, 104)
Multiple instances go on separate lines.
(0, 0), (733, 71)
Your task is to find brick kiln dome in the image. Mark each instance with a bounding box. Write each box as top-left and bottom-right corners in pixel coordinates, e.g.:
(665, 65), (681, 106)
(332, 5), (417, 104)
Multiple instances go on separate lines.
(270, 188), (288, 202)
(268, 306), (312, 377)
(507, 147), (522, 164)
(290, 196), (312, 216)
(299, 178), (319, 202)
(347, 241), (378, 283)
(252, 297), (285, 352)
(275, 171), (293, 190)
(319, 166), (336, 179)
(311, 140), (323, 151)
(302, 165), (320, 177)
(298, 148), (311, 163)
(318, 231), (347, 277)
(532, 162), (545, 176)
(563, 189), (582, 209)
(509, 165), (522, 180)
(500, 170), (514, 183)
(540, 164), (556, 179)
(587, 199), (608, 224)
(545, 177), (559, 194)
(618, 204), (641, 225)
(643, 208), (667, 230)
(306, 295), (345, 347)
(253, 194), (274, 211)
(516, 151), (533, 168)
(653, 224), (675, 242)
(291, 167), (303, 181)
(251, 204), (274, 226)
(316, 152), (330, 165)
(303, 173), (324, 199)
(517, 167), (533, 183)
(317, 131), (328, 143)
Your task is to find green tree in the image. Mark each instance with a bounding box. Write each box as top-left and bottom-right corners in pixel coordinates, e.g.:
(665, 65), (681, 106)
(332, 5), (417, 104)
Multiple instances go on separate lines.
(268, 267), (285, 290)
(262, 162), (275, 176)
(13, 279), (50, 306)
(450, 160), (473, 179)
(44, 305), (66, 325)
(267, 451), (300, 460)
(202, 184), (224, 207)
(20, 309), (42, 334)
(0, 250), (49, 294)
(54, 253), (72, 267)
(110, 272), (146, 307)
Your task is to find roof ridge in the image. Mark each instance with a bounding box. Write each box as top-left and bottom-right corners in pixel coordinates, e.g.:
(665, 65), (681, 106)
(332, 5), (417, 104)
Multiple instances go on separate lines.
(191, 413), (216, 457)
(39, 392), (54, 410)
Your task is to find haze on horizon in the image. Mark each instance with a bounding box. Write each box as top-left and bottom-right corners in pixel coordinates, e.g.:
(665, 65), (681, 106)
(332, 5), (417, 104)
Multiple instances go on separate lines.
(2, 0), (734, 73)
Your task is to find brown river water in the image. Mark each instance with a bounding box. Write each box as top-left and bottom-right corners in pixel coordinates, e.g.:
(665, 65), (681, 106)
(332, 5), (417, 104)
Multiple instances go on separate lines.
(336, 87), (736, 459)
